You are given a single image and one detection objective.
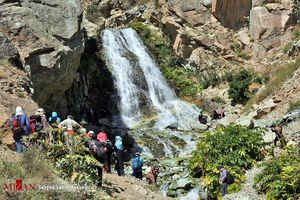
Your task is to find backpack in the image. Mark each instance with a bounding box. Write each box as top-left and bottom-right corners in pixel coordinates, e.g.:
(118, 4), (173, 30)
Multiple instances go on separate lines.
(12, 115), (24, 135)
(50, 116), (58, 125)
(226, 171), (234, 184)
(132, 157), (142, 170)
(103, 140), (112, 152)
(96, 144), (105, 160)
(29, 115), (42, 133)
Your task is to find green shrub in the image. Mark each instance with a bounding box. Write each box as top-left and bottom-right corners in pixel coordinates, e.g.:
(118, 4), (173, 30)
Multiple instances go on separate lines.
(287, 99), (300, 113)
(189, 124), (265, 199)
(228, 70), (253, 104)
(254, 146), (300, 200)
(211, 96), (226, 104)
(86, 5), (101, 23)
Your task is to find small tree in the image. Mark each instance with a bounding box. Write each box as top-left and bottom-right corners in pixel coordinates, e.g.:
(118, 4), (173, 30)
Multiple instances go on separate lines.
(228, 70), (252, 104)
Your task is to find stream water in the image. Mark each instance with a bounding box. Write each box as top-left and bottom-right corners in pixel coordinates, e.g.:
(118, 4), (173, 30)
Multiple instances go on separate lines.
(102, 28), (203, 199)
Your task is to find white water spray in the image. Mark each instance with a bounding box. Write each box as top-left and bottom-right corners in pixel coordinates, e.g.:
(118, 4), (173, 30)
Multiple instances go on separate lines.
(102, 28), (199, 129)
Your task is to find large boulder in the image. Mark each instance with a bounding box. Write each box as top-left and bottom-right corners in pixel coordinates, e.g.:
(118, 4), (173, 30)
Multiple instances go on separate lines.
(0, 0), (85, 111)
(249, 5), (295, 57)
(0, 32), (18, 61)
(211, 0), (252, 30)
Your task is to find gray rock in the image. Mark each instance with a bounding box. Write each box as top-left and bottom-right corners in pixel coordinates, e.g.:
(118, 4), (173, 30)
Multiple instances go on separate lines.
(0, 0), (85, 110)
(0, 32), (18, 60)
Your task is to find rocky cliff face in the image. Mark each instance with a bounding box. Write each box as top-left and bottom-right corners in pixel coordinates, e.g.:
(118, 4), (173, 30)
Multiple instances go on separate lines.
(0, 0), (85, 111)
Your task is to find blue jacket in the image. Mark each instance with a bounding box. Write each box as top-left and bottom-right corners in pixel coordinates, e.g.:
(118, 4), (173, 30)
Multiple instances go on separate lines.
(48, 112), (61, 123)
(10, 114), (31, 136)
(115, 136), (123, 150)
(132, 157), (143, 173)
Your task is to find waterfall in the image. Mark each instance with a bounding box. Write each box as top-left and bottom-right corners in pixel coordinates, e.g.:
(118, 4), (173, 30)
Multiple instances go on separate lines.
(102, 28), (199, 129)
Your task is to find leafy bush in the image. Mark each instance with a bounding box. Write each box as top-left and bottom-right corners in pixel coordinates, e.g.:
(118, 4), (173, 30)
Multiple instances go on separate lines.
(211, 96), (226, 104)
(287, 99), (300, 113)
(228, 70), (253, 104)
(45, 133), (100, 185)
(189, 124), (265, 199)
(254, 146), (300, 200)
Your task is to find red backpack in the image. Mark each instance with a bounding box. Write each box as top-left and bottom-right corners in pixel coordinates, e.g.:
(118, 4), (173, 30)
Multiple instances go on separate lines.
(12, 115), (24, 135)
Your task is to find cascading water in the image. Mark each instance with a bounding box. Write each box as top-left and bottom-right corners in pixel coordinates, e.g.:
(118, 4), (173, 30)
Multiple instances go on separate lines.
(102, 28), (199, 130)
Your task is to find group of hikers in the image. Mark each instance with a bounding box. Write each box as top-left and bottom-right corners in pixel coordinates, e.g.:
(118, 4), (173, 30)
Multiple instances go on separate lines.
(198, 109), (225, 124)
(10, 106), (159, 187)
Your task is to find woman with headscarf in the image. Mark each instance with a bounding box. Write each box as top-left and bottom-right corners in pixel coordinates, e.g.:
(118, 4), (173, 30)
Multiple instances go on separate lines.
(114, 136), (125, 176)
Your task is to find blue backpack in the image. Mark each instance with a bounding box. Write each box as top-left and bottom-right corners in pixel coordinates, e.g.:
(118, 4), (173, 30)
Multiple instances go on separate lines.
(132, 157), (142, 170)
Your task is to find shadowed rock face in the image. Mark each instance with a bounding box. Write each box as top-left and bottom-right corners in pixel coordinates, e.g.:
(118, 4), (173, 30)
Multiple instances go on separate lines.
(0, 0), (84, 111)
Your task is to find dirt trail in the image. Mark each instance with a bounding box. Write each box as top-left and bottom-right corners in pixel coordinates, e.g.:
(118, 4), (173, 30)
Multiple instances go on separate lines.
(99, 173), (170, 200)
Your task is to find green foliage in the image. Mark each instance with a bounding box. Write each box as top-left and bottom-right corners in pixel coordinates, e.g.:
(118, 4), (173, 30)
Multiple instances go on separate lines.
(255, 146), (300, 200)
(86, 5), (101, 23)
(228, 70), (253, 104)
(189, 124), (265, 199)
(287, 99), (300, 113)
(129, 20), (202, 96)
(283, 42), (293, 54)
(211, 96), (226, 104)
(45, 133), (100, 186)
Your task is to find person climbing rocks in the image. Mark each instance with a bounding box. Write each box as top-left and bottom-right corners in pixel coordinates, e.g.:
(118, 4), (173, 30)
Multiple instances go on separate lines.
(98, 130), (112, 173)
(114, 136), (125, 176)
(58, 115), (82, 134)
(48, 112), (61, 127)
(132, 152), (143, 180)
(271, 125), (286, 148)
(10, 106), (31, 153)
(218, 166), (228, 197)
(146, 165), (159, 186)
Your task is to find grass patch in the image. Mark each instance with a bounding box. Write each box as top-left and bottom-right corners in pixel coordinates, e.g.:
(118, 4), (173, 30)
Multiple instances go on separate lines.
(287, 99), (300, 113)
(211, 96), (226, 104)
(244, 55), (300, 113)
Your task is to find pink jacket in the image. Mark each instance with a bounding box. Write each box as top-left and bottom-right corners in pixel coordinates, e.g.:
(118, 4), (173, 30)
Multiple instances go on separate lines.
(97, 132), (107, 142)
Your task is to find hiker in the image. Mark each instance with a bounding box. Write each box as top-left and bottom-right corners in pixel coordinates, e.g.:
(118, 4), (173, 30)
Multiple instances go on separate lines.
(146, 165), (159, 185)
(198, 115), (208, 124)
(114, 136), (125, 176)
(98, 130), (112, 173)
(219, 110), (225, 119)
(88, 133), (103, 187)
(35, 108), (48, 130)
(86, 130), (94, 137)
(271, 125), (286, 148)
(132, 152), (143, 180)
(213, 110), (220, 120)
(218, 166), (228, 196)
(48, 112), (61, 126)
(58, 115), (82, 134)
(10, 106), (31, 153)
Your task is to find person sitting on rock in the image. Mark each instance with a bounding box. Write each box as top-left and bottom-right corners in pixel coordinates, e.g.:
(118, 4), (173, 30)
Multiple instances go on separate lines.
(58, 115), (82, 134)
(132, 152), (143, 180)
(146, 165), (159, 186)
(213, 110), (220, 120)
(10, 106), (31, 153)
